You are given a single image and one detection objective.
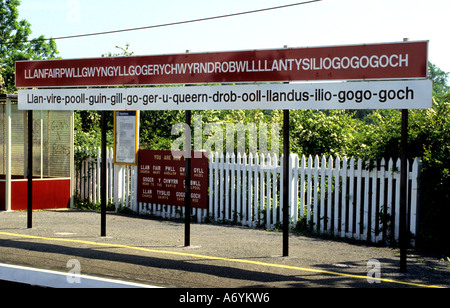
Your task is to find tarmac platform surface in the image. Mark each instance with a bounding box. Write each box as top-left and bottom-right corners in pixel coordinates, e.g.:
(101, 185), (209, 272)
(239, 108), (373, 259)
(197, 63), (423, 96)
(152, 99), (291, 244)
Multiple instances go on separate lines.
(0, 209), (448, 289)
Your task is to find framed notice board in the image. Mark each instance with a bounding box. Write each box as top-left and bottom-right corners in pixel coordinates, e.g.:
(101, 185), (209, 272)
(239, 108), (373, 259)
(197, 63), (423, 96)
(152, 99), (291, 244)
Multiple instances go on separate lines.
(137, 150), (208, 209)
(114, 111), (139, 165)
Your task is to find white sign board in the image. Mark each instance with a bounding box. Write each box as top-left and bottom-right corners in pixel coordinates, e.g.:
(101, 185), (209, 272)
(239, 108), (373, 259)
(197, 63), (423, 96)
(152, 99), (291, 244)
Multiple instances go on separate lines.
(114, 111), (139, 165)
(18, 80), (432, 111)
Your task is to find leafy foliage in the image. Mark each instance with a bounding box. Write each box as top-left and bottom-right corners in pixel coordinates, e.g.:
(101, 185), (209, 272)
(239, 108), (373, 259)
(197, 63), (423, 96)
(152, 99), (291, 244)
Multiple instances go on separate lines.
(0, 0), (59, 93)
(289, 110), (362, 157)
(0, 65), (5, 94)
(74, 111), (114, 148)
(409, 99), (450, 253)
(139, 110), (185, 150)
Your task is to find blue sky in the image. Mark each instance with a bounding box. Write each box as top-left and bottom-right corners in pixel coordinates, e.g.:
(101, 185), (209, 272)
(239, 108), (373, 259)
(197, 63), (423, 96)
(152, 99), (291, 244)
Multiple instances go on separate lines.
(19, 0), (450, 74)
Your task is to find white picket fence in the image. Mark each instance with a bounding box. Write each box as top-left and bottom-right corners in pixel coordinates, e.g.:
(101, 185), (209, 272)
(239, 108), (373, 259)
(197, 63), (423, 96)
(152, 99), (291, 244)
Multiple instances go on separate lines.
(208, 152), (421, 244)
(75, 148), (421, 245)
(75, 147), (135, 210)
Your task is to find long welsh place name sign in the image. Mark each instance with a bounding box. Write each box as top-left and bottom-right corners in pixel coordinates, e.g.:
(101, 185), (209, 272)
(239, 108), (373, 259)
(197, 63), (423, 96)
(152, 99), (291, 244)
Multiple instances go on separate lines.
(16, 41), (428, 88)
(19, 80), (432, 110)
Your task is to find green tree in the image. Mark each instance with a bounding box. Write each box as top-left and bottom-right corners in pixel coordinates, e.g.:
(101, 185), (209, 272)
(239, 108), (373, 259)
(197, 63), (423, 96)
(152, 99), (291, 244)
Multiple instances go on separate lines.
(0, 0), (59, 93)
(289, 110), (361, 157)
(0, 65), (5, 94)
(140, 110), (185, 150)
(407, 67), (450, 253)
(428, 62), (449, 102)
(348, 63), (450, 253)
(106, 42), (134, 57)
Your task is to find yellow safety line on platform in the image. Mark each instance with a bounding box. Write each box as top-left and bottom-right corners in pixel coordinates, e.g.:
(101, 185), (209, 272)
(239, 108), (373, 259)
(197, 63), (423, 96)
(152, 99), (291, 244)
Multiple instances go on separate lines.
(0, 231), (445, 288)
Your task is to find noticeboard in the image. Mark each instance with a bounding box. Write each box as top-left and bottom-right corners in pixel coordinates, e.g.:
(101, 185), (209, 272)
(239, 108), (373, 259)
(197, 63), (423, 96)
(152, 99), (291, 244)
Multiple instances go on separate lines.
(114, 111), (139, 165)
(137, 150), (208, 209)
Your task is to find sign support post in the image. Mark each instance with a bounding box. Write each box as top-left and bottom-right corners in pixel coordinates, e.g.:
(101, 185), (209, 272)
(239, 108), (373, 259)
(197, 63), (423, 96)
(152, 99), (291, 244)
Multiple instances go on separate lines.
(185, 110), (192, 247)
(399, 109), (408, 272)
(185, 55), (192, 247)
(399, 37), (410, 273)
(27, 110), (33, 229)
(101, 111), (107, 237)
(283, 109), (290, 257)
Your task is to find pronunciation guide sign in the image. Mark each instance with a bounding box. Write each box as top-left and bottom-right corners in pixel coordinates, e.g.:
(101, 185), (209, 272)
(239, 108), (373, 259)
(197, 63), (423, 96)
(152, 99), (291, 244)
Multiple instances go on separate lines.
(18, 80), (432, 111)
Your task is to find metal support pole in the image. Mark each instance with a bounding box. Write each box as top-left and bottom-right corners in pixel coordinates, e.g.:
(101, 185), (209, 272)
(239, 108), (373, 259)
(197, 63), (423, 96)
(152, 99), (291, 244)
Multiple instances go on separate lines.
(399, 37), (409, 273)
(283, 109), (290, 257)
(27, 110), (33, 229)
(399, 109), (408, 272)
(185, 110), (192, 247)
(184, 51), (192, 247)
(101, 111), (107, 237)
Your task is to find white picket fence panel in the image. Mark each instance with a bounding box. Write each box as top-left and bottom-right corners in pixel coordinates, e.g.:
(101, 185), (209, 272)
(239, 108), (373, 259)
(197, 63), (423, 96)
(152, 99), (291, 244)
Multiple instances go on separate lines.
(208, 152), (421, 244)
(75, 147), (136, 210)
(75, 148), (421, 245)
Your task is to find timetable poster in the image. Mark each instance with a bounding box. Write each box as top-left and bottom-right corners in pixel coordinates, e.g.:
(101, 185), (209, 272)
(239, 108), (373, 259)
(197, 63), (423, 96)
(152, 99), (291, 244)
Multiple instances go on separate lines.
(114, 111), (138, 165)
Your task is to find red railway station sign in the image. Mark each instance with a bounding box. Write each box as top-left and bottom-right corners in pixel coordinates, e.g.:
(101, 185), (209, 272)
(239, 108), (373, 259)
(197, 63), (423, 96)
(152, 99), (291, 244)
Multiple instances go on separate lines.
(16, 41), (428, 88)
